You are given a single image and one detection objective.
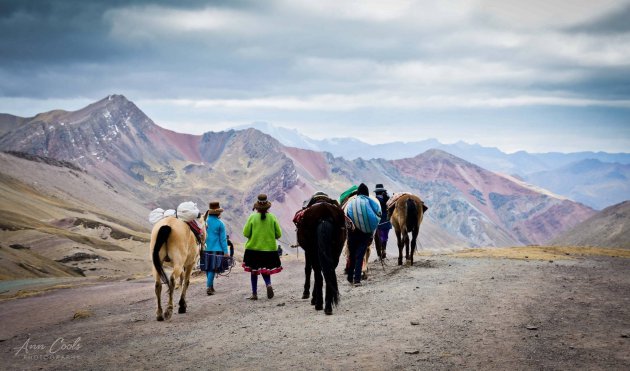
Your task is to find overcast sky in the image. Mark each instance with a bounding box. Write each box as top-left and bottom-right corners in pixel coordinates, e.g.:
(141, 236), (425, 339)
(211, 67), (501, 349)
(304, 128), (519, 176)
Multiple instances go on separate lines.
(1, 0), (629, 153)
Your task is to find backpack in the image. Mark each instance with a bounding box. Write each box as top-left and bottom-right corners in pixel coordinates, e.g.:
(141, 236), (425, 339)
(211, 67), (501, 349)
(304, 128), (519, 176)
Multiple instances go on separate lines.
(346, 195), (381, 234)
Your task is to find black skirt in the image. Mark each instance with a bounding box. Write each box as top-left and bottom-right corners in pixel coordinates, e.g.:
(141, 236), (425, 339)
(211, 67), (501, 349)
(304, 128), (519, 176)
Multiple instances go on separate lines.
(242, 249), (283, 275)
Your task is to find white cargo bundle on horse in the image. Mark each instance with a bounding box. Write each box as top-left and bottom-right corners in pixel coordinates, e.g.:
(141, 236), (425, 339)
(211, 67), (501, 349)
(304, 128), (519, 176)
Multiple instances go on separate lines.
(149, 208), (166, 224)
(164, 209), (176, 218)
(176, 201), (200, 222)
(148, 203), (199, 225)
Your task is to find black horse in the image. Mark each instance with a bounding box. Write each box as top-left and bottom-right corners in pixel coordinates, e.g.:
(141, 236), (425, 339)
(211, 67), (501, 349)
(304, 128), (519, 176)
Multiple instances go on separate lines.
(296, 202), (347, 315)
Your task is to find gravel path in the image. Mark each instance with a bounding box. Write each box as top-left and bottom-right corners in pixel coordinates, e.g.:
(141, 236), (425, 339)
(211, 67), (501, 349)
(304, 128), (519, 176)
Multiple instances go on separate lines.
(1, 253), (629, 370)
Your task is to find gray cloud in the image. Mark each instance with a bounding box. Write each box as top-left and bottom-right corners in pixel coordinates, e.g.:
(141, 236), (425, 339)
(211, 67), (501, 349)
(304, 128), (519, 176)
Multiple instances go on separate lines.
(0, 0), (629, 152)
(567, 4), (630, 34)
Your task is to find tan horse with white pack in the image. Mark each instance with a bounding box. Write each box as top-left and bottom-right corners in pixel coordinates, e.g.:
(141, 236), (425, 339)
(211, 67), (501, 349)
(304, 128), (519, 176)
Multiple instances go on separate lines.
(149, 203), (205, 321)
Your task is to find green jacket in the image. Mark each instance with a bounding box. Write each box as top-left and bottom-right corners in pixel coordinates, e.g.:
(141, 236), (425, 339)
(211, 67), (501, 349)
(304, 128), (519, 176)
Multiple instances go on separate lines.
(242, 212), (282, 251)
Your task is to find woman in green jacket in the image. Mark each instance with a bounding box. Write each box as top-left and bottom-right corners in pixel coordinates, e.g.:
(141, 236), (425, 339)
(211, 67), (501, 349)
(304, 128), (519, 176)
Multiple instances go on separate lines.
(242, 194), (283, 300)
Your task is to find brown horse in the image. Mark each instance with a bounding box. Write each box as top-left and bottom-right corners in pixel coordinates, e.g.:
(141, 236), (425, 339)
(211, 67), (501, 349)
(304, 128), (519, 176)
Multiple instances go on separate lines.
(296, 202), (347, 315)
(389, 193), (427, 266)
(150, 216), (205, 321)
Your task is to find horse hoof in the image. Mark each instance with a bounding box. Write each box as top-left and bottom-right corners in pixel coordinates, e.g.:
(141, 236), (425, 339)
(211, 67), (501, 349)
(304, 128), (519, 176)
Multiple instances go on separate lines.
(164, 310), (173, 320)
(315, 305), (323, 311)
(324, 309), (333, 315)
(156, 315), (164, 321)
(302, 292), (310, 299)
(310, 297), (316, 305)
(178, 306), (187, 314)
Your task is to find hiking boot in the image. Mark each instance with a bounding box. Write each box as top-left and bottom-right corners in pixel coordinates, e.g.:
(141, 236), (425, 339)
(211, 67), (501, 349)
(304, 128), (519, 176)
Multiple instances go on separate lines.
(248, 294), (258, 300)
(206, 286), (215, 295)
(266, 285), (274, 299)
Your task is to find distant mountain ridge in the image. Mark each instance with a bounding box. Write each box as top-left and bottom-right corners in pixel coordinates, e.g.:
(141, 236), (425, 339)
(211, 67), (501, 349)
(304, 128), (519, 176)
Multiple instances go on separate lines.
(233, 122), (630, 172)
(233, 122), (630, 209)
(0, 95), (598, 251)
(525, 159), (630, 210)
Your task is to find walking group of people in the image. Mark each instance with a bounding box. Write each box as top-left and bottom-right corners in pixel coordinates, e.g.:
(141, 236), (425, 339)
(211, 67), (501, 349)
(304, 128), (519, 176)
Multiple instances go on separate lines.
(202, 183), (393, 298)
(202, 194), (283, 300)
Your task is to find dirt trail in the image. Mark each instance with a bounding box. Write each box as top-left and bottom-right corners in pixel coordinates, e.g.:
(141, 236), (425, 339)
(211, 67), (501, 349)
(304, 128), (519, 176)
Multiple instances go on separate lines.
(1, 252), (629, 370)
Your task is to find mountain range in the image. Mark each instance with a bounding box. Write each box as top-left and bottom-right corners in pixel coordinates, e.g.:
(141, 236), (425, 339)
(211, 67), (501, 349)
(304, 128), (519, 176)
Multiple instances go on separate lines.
(236, 122), (630, 210)
(0, 95), (625, 279)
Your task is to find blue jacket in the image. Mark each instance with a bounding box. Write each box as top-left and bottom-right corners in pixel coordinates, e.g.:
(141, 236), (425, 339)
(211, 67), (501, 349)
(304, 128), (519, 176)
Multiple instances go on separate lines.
(205, 215), (228, 254)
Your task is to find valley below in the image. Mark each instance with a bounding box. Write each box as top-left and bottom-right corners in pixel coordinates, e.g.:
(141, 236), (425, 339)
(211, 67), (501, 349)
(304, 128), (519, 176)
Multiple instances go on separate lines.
(1, 247), (629, 370)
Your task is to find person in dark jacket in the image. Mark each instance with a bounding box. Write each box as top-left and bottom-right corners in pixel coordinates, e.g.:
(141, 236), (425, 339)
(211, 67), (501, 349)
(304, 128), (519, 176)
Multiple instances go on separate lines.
(374, 184), (391, 259)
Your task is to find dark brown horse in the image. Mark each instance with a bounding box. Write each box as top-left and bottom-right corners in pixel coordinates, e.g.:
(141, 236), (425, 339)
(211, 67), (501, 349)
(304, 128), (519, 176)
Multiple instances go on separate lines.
(389, 193), (427, 266)
(296, 202), (347, 315)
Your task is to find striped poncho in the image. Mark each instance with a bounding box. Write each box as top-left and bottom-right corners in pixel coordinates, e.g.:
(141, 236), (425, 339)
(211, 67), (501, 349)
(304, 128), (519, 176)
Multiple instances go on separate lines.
(347, 195), (382, 234)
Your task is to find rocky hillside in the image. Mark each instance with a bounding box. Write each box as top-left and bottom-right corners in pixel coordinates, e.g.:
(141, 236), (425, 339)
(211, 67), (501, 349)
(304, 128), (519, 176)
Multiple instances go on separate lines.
(281, 147), (467, 248)
(0, 95), (599, 259)
(550, 201), (630, 249)
(0, 151), (151, 279)
(391, 150), (596, 245)
(0, 95), (202, 195)
(0, 96), (304, 243)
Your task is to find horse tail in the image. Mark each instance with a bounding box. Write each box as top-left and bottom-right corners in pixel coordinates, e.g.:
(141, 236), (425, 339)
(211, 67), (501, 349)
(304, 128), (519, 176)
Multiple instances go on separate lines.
(406, 198), (418, 232)
(317, 217), (339, 306)
(152, 225), (171, 287)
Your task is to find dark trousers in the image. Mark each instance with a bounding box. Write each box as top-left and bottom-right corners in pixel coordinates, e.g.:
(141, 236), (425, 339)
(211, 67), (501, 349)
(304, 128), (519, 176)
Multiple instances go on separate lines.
(347, 229), (373, 283)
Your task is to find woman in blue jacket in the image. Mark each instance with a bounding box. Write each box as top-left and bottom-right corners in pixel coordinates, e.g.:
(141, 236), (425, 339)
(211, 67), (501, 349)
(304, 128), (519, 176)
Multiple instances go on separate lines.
(204, 201), (228, 295)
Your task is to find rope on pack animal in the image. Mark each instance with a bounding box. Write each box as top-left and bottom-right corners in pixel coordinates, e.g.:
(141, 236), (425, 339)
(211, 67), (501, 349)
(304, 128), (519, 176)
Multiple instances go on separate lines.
(216, 257), (236, 277)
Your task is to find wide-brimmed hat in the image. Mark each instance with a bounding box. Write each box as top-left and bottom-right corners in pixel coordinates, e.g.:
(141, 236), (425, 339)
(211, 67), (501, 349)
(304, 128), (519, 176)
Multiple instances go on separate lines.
(374, 184), (387, 193)
(207, 201), (224, 215)
(253, 194), (272, 211)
